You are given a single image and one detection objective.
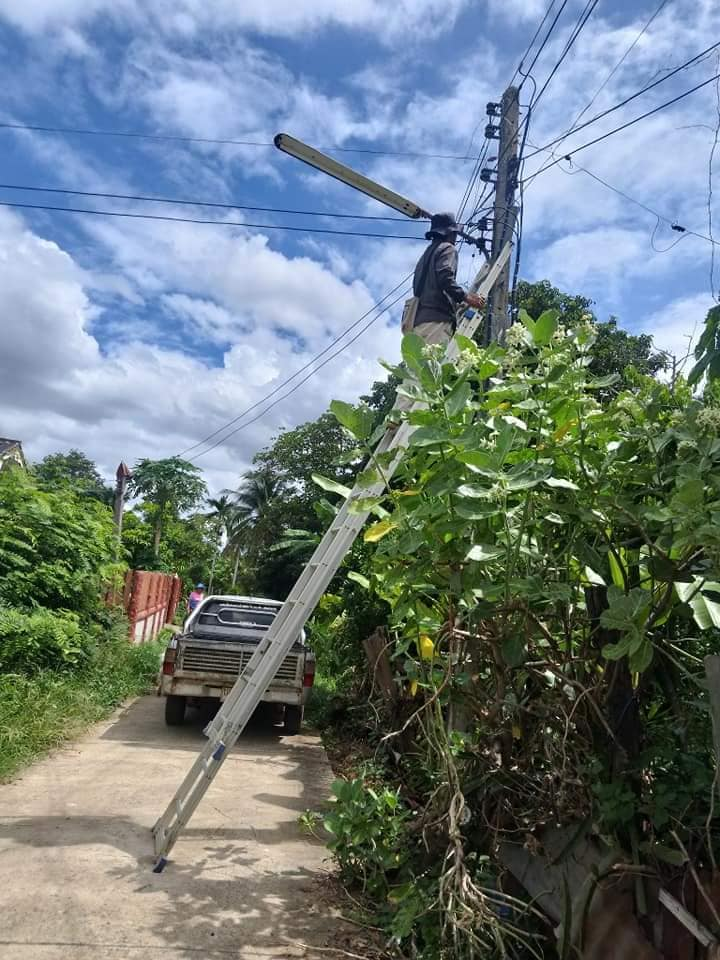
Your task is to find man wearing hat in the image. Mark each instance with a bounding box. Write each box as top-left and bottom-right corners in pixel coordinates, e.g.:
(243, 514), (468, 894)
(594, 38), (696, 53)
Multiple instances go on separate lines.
(411, 212), (485, 345)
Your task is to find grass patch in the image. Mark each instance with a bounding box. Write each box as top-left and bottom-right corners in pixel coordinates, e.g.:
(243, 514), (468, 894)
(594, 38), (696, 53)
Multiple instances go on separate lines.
(0, 636), (163, 781)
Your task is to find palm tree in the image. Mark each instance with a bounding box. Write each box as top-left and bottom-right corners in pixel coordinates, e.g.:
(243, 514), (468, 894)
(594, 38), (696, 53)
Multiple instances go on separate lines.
(229, 470), (278, 528)
(204, 494), (239, 593)
(224, 470), (279, 587)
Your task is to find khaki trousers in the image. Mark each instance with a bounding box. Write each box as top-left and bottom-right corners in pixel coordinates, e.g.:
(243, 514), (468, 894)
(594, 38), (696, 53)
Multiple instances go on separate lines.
(413, 321), (453, 345)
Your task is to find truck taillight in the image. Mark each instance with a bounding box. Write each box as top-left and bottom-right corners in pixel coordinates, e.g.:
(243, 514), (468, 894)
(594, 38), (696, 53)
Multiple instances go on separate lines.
(162, 647), (177, 675)
(303, 661), (316, 687)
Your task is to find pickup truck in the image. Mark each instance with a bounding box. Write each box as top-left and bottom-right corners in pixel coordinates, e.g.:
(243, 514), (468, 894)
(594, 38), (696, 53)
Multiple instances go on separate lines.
(158, 594), (315, 735)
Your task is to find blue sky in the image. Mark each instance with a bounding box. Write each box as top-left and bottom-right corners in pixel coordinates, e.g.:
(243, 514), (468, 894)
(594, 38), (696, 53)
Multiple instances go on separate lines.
(0, 0), (717, 492)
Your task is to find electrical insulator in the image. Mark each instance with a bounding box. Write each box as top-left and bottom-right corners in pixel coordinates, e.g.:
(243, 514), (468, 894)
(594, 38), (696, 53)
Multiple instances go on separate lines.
(484, 123), (499, 140)
(486, 102), (500, 117)
(480, 168), (495, 183)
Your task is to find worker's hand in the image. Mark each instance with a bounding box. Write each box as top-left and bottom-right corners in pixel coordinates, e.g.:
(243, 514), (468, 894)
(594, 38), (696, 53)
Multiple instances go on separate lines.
(465, 292), (486, 310)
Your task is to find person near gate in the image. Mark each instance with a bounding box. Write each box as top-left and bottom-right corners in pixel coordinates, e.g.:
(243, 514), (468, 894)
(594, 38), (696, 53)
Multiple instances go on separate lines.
(408, 212), (485, 345)
(186, 582), (205, 615)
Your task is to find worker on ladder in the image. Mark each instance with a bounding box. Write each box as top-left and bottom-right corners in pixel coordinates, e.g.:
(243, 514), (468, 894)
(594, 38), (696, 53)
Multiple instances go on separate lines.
(410, 212), (485, 345)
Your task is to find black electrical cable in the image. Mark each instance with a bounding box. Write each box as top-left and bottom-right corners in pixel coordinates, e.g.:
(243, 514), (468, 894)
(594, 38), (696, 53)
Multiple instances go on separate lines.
(525, 137), (720, 247)
(187, 283), (412, 461)
(530, 0), (601, 112)
(523, 72), (720, 184)
(510, 0), (559, 87)
(518, 0), (571, 91)
(0, 181), (419, 222)
(561, 0), (670, 140)
(525, 38), (720, 161)
(177, 272), (412, 457)
(0, 198), (426, 240)
(0, 120), (476, 161)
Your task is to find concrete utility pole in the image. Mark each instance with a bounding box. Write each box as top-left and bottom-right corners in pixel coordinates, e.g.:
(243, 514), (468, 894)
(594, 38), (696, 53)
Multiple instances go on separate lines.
(485, 85), (520, 345)
(114, 462), (132, 539)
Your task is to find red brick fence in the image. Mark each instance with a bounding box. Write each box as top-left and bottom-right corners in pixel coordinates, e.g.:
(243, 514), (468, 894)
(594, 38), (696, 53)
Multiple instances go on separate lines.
(120, 570), (182, 644)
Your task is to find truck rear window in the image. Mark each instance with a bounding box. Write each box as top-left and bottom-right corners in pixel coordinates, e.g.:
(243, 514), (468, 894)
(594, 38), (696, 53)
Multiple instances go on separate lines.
(199, 608), (275, 628)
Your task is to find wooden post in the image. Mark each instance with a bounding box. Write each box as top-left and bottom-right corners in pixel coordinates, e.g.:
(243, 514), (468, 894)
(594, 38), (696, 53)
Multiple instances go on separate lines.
(114, 462), (132, 539)
(363, 628), (397, 703)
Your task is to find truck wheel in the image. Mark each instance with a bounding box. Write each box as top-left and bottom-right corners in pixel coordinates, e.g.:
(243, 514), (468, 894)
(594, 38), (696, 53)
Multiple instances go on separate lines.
(283, 705), (303, 736)
(165, 695), (186, 726)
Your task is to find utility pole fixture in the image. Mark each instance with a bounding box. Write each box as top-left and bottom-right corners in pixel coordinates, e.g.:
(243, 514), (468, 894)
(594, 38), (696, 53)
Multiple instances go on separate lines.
(485, 86), (520, 345)
(113, 462), (131, 539)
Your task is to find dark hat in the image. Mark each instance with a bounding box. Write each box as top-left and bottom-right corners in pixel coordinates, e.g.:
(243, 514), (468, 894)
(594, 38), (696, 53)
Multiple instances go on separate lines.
(425, 211), (460, 241)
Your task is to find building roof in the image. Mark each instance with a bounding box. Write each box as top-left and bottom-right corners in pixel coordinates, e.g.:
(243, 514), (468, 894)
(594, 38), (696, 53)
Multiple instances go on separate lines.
(0, 438), (22, 456)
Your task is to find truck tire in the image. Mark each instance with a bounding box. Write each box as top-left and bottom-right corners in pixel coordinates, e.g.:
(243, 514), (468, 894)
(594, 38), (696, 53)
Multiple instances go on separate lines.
(165, 695), (186, 726)
(283, 705), (303, 736)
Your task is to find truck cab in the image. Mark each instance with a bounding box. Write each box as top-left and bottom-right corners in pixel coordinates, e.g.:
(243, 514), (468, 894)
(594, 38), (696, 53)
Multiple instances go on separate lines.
(158, 595), (314, 735)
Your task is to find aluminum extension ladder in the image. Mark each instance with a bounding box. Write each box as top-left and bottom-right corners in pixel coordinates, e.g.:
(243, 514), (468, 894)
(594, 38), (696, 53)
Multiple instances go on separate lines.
(151, 243), (512, 871)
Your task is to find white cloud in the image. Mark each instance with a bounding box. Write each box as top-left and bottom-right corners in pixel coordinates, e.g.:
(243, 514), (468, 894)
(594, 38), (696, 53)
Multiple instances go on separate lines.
(0, 0), (470, 41)
(0, 206), (401, 493)
(638, 292), (714, 366)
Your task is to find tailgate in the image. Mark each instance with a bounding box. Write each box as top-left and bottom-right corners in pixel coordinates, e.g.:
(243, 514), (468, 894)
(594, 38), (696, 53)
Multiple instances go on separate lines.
(178, 639), (303, 687)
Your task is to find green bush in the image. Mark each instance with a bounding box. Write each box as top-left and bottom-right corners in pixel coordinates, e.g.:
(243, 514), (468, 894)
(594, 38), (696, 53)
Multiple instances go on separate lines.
(0, 606), (91, 673)
(0, 634), (163, 780)
(0, 468), (122, 616)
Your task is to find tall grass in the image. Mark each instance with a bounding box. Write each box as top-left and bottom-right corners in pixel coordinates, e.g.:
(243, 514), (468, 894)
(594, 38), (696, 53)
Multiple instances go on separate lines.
(0, 635), (163, 780)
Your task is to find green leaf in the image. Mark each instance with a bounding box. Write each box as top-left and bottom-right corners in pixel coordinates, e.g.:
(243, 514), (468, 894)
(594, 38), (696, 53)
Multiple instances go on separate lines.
(518, 308), (536, 336)
(675, 579), (720, 630)
(456, 450), (500, 477)
(446, 379), (472, 417)
(543, 477), (579, 491)
(401, 331), (427, 371)
(628, 639), (653, 673)
(329, 400), (374, 441)
(356, 466), (379, 488)
(364, 518), (397, 543)
(409, 426), (453, 447)
(466, 543), (505, 562)
(600, 587), (650, 651)
(602, 636), (632, 660)
(453, 502), (502, 520)
(347, 571), (370, 589)
(501, 415), (528, 431)
(312, 474), (352, 498)
(533, 308), (560, 345)
(586, 373), (621, 389)
(457, 483), (492, 499)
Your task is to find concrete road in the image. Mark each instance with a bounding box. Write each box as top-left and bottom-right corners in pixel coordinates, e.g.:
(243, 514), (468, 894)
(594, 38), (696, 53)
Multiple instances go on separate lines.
(0, 696), (346, 959)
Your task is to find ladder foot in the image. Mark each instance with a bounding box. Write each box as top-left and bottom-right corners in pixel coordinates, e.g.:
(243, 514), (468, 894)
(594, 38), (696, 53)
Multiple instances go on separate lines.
(152, 857), (168, 873)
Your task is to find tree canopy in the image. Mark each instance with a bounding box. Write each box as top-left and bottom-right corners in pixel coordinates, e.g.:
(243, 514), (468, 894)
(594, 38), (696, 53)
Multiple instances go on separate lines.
(129, 457), (207, 557)
(34, 449), (113, 503)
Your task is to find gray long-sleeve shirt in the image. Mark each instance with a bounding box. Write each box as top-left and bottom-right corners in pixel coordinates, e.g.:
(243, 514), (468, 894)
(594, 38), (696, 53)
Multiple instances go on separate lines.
(413, 240), (466, 326)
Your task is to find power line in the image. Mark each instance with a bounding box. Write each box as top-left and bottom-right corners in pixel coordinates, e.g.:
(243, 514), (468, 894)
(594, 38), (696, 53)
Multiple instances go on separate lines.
(523, 71), (720, 184)
(526, 137), (720, 247)
(510, 0), (559, 86)
(525, 38), (720, 161)
(0, 120), (476, 162)
(0, 198), (426, 240)
(178, 274), (412, 457)
(559, 0), (671, 143)
(0, 181), (417, 222)
(187, 283), (412, 462)
(518, 0), (571, 90)
(530, 0), (601, 113)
